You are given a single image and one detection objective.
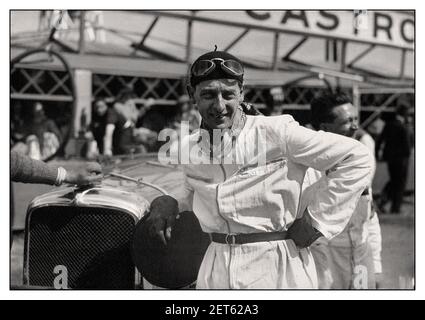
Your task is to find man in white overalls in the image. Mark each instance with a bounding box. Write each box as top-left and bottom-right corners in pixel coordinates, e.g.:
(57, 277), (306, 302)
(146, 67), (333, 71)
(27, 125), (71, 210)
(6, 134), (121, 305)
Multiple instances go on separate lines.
(147, 50), (374, 289)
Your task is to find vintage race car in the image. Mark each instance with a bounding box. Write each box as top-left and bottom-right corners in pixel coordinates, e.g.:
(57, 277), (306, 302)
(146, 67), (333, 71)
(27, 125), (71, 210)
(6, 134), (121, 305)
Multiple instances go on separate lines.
(20, 155), (208, 290)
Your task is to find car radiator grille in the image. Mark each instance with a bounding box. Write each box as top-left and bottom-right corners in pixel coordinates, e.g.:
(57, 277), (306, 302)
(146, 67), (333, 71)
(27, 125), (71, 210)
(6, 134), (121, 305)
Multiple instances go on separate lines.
(24, 206), (138, 289)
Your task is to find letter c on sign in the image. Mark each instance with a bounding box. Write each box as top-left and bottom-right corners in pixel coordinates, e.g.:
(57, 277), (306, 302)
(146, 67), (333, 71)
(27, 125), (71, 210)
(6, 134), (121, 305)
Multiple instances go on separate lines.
(246, 11), (271, 21)
(400, 19), (414, 44)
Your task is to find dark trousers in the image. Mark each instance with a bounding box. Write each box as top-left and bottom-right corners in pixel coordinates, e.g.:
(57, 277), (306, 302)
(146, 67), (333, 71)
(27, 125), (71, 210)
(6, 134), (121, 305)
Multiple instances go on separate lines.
(382, 157), (409, 213)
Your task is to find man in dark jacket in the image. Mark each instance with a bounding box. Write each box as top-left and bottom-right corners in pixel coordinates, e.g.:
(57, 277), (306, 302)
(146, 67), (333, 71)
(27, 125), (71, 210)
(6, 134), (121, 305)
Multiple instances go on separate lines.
(376, 105), (414, 214)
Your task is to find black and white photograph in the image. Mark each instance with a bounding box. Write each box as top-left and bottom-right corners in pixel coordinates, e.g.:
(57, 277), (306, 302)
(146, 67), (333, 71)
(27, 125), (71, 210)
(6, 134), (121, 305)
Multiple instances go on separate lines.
(8, 8), (416, 299)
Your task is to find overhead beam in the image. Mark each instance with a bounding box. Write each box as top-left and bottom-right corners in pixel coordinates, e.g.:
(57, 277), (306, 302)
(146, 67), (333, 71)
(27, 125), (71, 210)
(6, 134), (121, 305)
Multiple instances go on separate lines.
(224, 28), (250, 52)
(134, 11), (414, 52)
(349, 65), (407, 80)
(131, 43), (184, 63)
(358, 87), (414, 94)
(271, 32), (279, 70)
(11, 93), (73, 101)
(12, 47), (188, 78)
(138, 16), (160, 47)
(238, 59), (265, 69)
(283, 36), (308, 61)
(9, 48), (345, 87)
(365, 78), (414, 88)
(347, 44), (376, 68)
(50, 37), (78, 53)
(361, 93), (402, 128)
(283, 58), (364, 82)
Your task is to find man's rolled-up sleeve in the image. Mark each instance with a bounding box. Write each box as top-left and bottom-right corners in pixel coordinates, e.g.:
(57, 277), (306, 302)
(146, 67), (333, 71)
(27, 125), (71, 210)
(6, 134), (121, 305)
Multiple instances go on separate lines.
(283, 119), (374, 239)
(11, 150), (58, 185)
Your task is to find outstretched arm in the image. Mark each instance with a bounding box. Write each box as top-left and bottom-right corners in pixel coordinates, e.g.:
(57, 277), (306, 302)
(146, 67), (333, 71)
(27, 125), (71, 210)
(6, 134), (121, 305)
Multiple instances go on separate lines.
(11, 150), (58, 185)
(11, 151), (103, 186)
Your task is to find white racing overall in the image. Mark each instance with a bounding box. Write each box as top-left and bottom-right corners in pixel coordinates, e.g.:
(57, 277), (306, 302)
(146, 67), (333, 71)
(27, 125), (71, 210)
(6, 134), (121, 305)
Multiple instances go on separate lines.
(172, 114), (373, 289)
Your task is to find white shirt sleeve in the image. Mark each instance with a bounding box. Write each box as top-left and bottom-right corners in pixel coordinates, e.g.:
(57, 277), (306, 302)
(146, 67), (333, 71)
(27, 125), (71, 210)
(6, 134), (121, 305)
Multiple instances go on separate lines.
(282, 117), (374, 239)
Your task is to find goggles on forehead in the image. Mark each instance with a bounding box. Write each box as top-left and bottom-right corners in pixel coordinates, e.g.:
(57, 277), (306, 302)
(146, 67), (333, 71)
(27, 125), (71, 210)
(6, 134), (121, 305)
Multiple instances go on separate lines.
(190, 58), (244, 78)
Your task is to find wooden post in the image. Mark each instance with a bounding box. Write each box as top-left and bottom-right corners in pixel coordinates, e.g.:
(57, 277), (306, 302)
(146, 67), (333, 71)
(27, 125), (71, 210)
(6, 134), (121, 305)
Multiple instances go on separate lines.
(272, 32), (279, 70)
(186, 13), (194, 66)
(72, 69), (92, 137)
(399, 48), (406, 79)
(340, 40), (347, 72)
(352, 82), (360, 117)
(78, 11), (86, 55)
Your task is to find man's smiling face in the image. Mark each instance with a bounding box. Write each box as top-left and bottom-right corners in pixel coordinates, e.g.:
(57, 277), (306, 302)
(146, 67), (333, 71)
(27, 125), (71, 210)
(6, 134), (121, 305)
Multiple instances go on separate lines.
(193, 78), (244, 130)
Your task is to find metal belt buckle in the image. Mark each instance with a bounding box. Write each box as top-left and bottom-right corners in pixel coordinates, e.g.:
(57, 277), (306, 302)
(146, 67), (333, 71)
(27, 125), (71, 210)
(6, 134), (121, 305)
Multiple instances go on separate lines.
(225, 234), (236, 245)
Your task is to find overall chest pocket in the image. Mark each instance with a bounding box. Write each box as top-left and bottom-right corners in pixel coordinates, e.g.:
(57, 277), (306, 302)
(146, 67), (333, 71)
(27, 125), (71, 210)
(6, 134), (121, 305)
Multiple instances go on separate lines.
(228, 158), (288, 214)
(237, 158), (287, 177)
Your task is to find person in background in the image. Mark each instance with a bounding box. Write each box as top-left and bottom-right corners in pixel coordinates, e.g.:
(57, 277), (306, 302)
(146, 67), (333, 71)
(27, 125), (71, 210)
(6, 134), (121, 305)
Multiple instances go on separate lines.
(133, 99), (158, 152)
(103, 89), (156, 156)
(11, 101), (25, 147)
(376, 105), (413, 214)
(11, 102), (62, 160)
(376, 105), (414, 214)
(305, 92), (382, 289)
(90, 99), (109, 155)
(103, 89), (138, 156)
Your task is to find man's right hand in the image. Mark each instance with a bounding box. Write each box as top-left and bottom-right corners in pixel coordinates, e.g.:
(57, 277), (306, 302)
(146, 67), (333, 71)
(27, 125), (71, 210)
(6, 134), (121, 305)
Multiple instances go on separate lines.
(64, 162), (103, 185)
(287, 210), (323, 249)
(146, 195), (179, 245)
